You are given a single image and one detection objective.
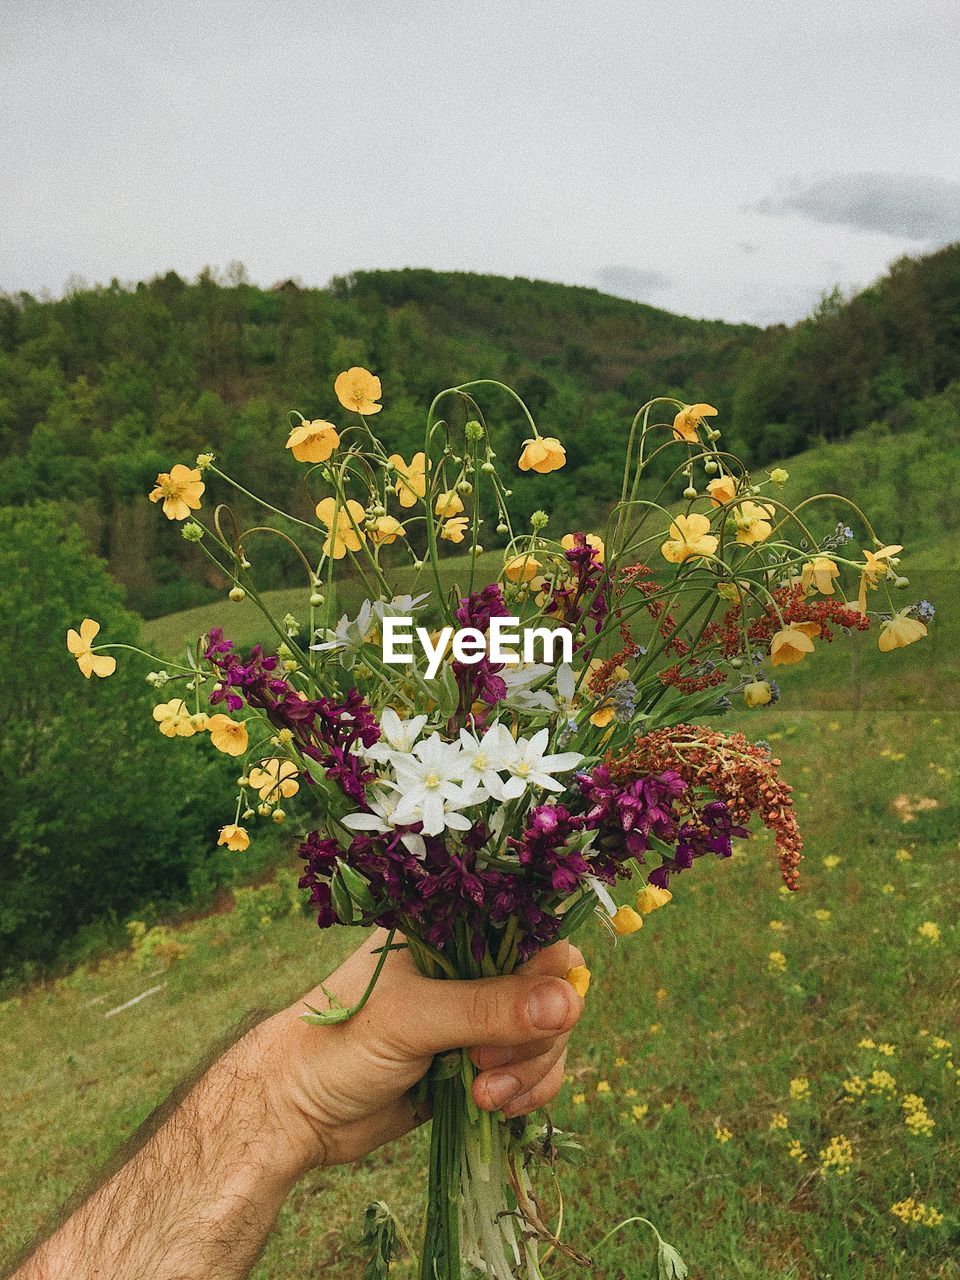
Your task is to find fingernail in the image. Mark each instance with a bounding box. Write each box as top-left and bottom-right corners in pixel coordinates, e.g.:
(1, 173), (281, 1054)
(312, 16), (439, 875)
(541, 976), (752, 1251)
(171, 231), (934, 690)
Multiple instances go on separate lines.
(528, 981), (569, 1031)
(483, 1072), (520, 1107)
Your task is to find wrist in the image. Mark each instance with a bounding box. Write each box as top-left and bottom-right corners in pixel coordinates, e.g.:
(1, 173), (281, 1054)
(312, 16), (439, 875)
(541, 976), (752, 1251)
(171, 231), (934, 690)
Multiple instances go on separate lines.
(247, 1007), (333, 1177)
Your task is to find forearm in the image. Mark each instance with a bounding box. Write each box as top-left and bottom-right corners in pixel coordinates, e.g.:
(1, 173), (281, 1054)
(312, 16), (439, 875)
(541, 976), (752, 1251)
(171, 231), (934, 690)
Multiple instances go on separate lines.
(15, 1020), (313, 1280)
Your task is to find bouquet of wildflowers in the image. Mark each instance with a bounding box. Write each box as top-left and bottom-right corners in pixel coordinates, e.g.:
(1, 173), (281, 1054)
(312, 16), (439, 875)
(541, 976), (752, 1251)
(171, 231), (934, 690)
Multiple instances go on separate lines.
(68, 367), (930, 1278)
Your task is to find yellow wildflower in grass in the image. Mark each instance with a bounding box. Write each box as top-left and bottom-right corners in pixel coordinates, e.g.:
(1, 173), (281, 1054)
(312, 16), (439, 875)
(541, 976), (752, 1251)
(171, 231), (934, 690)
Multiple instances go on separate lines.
(596, 1080), (611, 1094)
(564, 965), (590, 998)
(894, 847), (913, 862)
(917, 921), (941, 944)
(842, 1076), (866, 1098)
(733, 500), (776, 546)
(789, 1077), (810, 1102)
(611, 905), (643, 936)
(800, 556), (840, 596)
(315, 497), (367, 559)
(866, 1069), (897, 1096)
(572, 1092), (586, 1105)
(660, 513), (719, 564)
(891, 1197), (944, 1229)
(334, 366), (382, 414)
(624, 1087), (638, 1098)
(813, 909), (832, 923)
(504, 553), (542, 584)
(928, 1035), (952, 1056)
(66, 618), (117, 679)
(433, 490), (464, 519)
(440, 516), (469, 543)
(636, 884), (672, 915)
(518, 435), (566, 473)
(648, 1023), (661, 1035)
(901, 1094), (935, 1135)
(217, 823), (250, 852)
(787, 1138), (807, 1163)
(152, 698), (196, 738)
(614, 1056), (628, 1068)
(631, 1103), (649, 1122)
(561, 532), (605, 562)
(706, 474), (737, 506)
(822, 855), (841, 869)
(248, 758), (299, 802)
(858, 1037), (876, 1050)
(876, 1042), (896, 1057)
(768, 950), (787, 972)
(714, 1126), (733, 1144)
(768, 919), (787, 933)
(206, 714), (249, 757)
(769, 1112), (789, 1131)
(149, 464), (205, 521)
(879, 609), (927, 652)
(672, 402), (717, 442)
(881, 883), (896, 894)
(770, 621), (821, 667)
(285, 419), (340, 463)
(818, 1134), (854, 1177)
(367, 515), (405, 546)
(389, 452), (427, 507)
(655, 987), (668, 1002)
(743, 679), (773, 708)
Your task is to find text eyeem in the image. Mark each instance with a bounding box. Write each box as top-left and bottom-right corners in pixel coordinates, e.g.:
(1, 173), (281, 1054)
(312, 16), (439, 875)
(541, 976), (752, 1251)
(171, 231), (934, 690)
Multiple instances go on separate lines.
(382, 615), (574, 680)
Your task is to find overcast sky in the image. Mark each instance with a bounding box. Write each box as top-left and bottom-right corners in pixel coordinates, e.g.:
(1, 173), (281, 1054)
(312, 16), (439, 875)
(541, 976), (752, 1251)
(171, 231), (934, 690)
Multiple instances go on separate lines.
(2, 0), (959, 325)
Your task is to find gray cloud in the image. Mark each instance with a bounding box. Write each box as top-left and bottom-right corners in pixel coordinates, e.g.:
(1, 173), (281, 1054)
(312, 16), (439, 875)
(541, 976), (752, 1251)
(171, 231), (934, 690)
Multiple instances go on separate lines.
(594, 265), (672, 302)
(752, 173), (960, 242)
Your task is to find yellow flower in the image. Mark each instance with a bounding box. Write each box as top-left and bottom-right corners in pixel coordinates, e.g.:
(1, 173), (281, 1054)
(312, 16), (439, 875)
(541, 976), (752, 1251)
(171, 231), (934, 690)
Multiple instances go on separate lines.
(217, 823), (250, 852)
(768, 920), (787, 932)
(561, 532), (605, 563)
(152, 698), (196, 738)
(285, 419), (340, 463)
(206, 714), (249, 757)
(769, 467), (789, 485)
(565, 965), (591, 998)
(315, 497), (367, 559)
(818, 1134), (854, 1177)
(66, 618), (116, 679)
(596, 1080), (611, 1094)
(917, 921), (941, 944)
(801, 556), (840, 596)
(895, 847), (912, 862)
(866, 1069), (896, 1095)
(149, 464), (205, 521)
(714, 1125), (733, 1144)
(389, 452), (427, 507)
(768, 950), (787, 972)
(822, 855), (841, 869)
(631, 1103), (649, 1122)
(706, 475), (738, 506)
(769, 1112), (789, 1131)
(661, 512), (718, 564)
(504, 552), (542, 583)
(789, 1077), (810, 1101)
(434, 490), (464, 518)
(248, 758), (299, 802)
(611, 906), (643, 936)
(881, 883), (895, 894)
(334, 366), (382, 415)
(857, 544), (902, 610)
(368, 514), (406, 546)
(572, 1092), (586, 1105)
(636, 884), (672, 915)
(733, 500), (776, 545)
(770, 621), (821, 667)
(672, 402), (717, 442)
(743, 679), (772, 708)
(440, 516), (469, 543)
(787, 1138), (807, 1163)
(842, 1075), (866, 1097)
(814, 908), (832, 922)
(878, 609), (927, 652)
(518, 435), (566, 473)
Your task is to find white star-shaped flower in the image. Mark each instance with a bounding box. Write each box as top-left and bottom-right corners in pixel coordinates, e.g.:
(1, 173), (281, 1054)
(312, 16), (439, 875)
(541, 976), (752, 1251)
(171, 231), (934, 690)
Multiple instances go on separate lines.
(366, 707), (429, 762)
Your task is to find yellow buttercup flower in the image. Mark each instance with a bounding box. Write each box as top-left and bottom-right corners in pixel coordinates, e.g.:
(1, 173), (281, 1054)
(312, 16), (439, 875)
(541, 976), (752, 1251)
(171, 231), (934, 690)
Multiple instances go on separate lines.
(878, 609), (927, 652)
(733, 500), (776, 546)
(434, 490), (464, 518)
(672, 403), (717, 442)
(440, 516), (469, 543)
(801, 556), (840, 596)
(367, 515), (406, 546)
(66, 618), (116, 679)
(611, 906), (643, 936)
(770, 621), (821, 667)
(334, 366), (382, 415)
(206, 714), (249, 757)
(706, 475), (738, 506)
(565, 965), (591, 998)
(561, 532), (605, 563)
(504, 552), (542, 583)
(285, 419), (340, 463)
(152, 698), (196, 738)
(315, 497), (367, 559)
(248, 758), (299, 802)
(149, 464), (205, 521)
(636, 884), (672, 914)
(389, 452), (427, 507)
(518, 436), (566, 473)
(217, 823), (250, 852)
(661, 513), (718, 564)
(857, 544), (902, 610)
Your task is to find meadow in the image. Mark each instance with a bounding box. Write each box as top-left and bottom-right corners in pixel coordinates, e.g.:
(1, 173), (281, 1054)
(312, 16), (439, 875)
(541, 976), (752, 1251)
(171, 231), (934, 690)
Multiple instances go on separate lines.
(2, 563), (957, 1278)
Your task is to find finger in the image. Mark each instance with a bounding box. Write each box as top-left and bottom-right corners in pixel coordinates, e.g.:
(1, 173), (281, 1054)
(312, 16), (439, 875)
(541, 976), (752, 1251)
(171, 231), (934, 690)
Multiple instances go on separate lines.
(392, 968), (583, 1057)
(514, 940), (584, 980)
(501, 1059), (567, 1119)
(473, 1040), (568, 1112)
(470, 1031), (569, 1071)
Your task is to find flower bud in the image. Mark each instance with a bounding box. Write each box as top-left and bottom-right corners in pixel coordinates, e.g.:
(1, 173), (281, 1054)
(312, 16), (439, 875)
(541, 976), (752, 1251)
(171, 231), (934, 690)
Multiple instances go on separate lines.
(276, 728), (294, 745)
(683, 485), (698, 499)
(769, 468), (789, 485)
(704, 459), (718, 474)
(240, 557), (252, 570)
(258, 802), (273, 816)
(457, 480), (473, 495)
(893, 575), (909, 588)
(472, 545), (484, 556)
(481, 461), (496, 474)
(283, 659), (298, 672)
(272, 808), (286, 824)
(464, 419), (484, 442)
(181, 521), (204, 542)
(530, 509), (549, 531)
(611, 906), (643, 936)
(242, 807), (255, 820)
(310, 592), (324, 606)
(195, 452), (215, 470)
(743, 679), (773, 708)
(229, 586), (246, 602)
(496, 522), (508, 534)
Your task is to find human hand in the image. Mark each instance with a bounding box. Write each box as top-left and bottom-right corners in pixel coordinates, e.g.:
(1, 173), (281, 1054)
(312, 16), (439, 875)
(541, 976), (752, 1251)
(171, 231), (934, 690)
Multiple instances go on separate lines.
(258, 929), (585, 1171)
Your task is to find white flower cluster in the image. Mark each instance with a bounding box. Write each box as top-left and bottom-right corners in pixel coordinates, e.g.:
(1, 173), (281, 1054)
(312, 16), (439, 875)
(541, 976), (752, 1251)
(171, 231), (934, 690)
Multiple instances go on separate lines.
(343, 708), (583, 848)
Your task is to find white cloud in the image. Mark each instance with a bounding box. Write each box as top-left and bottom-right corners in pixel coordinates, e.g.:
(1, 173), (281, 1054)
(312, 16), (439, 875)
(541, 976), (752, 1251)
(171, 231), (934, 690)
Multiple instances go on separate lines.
(752, 173), (960, 242)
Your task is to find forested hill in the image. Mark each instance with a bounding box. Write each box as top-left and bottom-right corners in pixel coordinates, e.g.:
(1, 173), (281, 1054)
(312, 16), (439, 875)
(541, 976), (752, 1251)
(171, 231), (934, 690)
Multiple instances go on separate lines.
(1, 247), (959, 615)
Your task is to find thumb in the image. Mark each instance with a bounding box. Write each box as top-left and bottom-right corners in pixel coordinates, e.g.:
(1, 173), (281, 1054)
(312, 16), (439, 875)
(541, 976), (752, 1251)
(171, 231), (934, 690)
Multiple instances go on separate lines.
(393, 969), (583, 1057)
